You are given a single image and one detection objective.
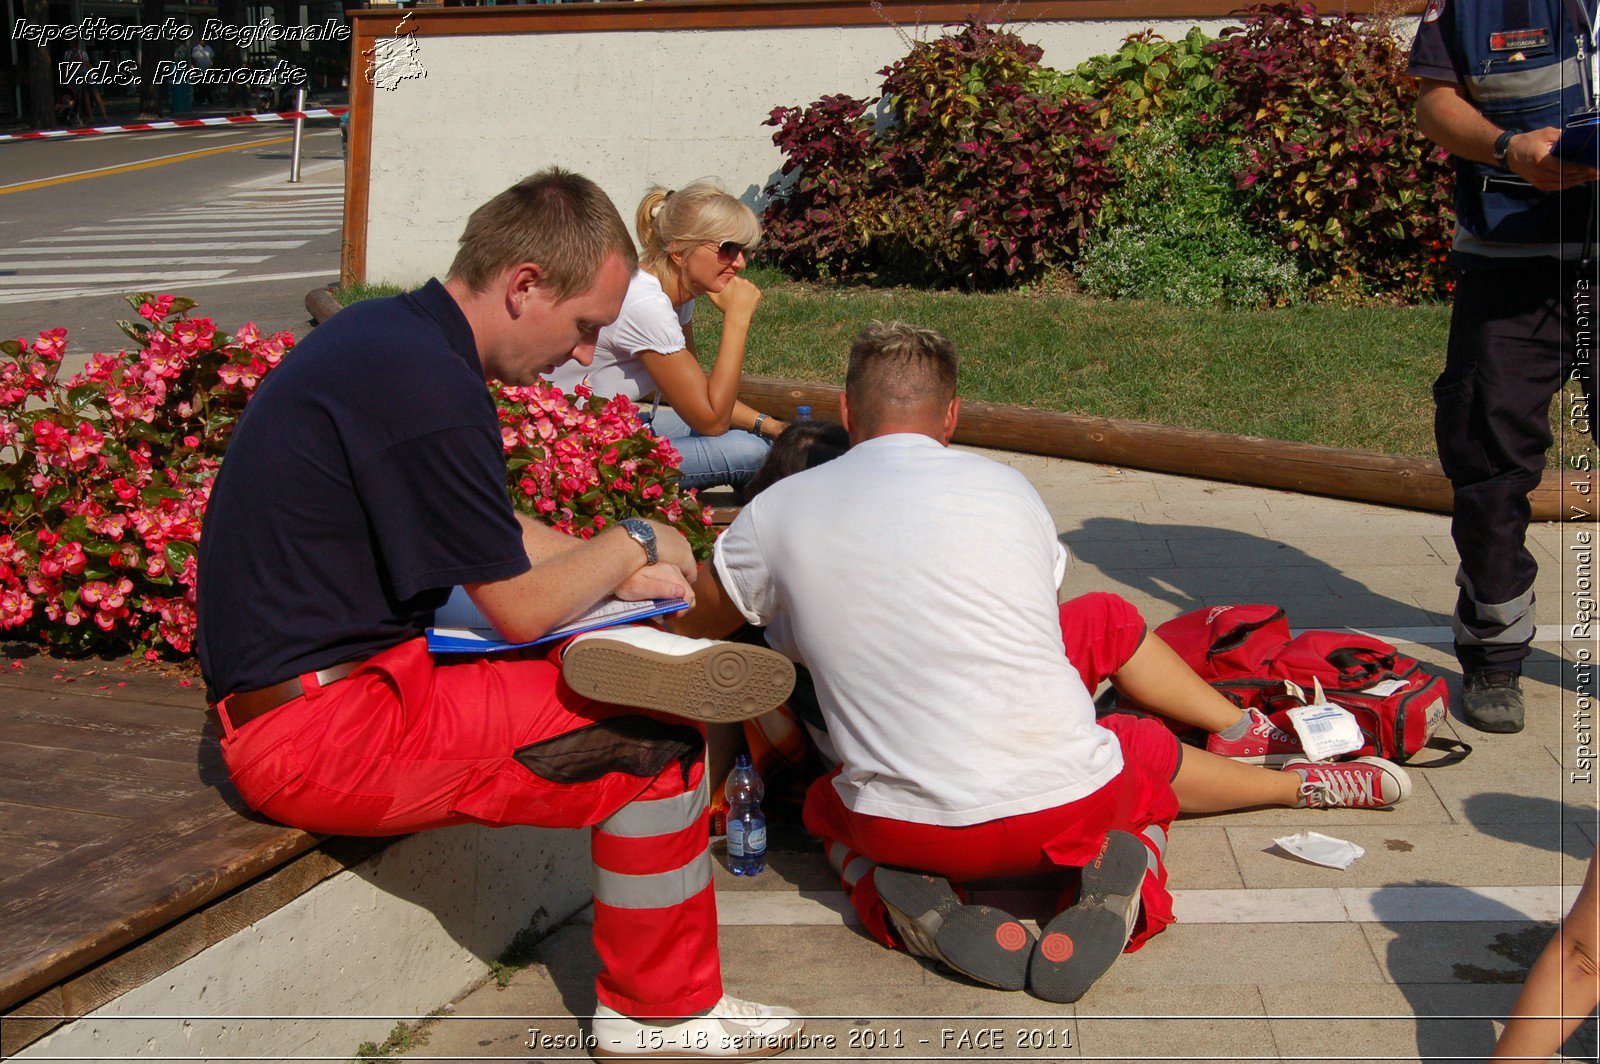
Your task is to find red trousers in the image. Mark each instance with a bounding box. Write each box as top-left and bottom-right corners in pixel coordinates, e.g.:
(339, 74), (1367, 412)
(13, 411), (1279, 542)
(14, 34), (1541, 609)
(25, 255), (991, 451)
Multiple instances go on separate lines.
(216, 637), (720, 1018)
(804, 592), (1180, 953)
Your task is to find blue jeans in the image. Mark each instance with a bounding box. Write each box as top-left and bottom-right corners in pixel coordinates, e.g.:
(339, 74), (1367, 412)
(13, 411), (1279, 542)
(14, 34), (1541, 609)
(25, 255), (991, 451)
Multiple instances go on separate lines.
(642, 406), (771, 491)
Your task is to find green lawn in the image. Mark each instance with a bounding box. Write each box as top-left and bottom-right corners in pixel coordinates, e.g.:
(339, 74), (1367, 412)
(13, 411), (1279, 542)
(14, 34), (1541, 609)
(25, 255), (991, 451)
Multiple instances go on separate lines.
(338, 272), (1591, 464)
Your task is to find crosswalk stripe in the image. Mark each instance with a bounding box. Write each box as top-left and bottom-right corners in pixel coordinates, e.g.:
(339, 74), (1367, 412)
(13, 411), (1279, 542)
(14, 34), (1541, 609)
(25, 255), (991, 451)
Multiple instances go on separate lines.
(64, 226), (339, 236)
(246, 189), (347, 196)
(0, 268), (336, 305)
(110, 211), (342, 222)
(8, 173), (340, 305)
(2, 256), (272, 268)
(13, 241), (308, 251)
(0, 270), (233, 284)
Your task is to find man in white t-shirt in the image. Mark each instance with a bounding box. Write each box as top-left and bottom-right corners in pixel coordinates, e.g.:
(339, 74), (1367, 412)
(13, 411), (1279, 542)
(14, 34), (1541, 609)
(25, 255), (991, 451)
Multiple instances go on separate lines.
(676, 321), (1414, 1003)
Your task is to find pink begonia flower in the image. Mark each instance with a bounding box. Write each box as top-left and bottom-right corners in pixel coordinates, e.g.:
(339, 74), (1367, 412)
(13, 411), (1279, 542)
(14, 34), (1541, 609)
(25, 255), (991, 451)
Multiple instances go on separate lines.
(641, 483), (663, 501)
(59, 543), (87, 576)
(0, 589), (33, 628)
(31, 420), (68, 453)
(93, 606), (130, 632)
(32, 328), (67, 362)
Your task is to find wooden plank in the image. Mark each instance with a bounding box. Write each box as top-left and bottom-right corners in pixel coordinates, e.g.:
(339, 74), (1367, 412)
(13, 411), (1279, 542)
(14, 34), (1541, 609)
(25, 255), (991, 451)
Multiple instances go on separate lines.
(0, 743), (208, 814)
(0, 838), (393, 1057)
(1, 985), (65, 1058)
(343, 18), (374, 286)
(347, 0), (1421, 38)
(0, 789), (317, 1011)
(737, 376), (1591, 522)
(0, 801), (130, 887)
(0, 849), (53, 883)
(0, 700), (215, 764)
(0, 682), (204, 728)
(0, 658), (205, 710)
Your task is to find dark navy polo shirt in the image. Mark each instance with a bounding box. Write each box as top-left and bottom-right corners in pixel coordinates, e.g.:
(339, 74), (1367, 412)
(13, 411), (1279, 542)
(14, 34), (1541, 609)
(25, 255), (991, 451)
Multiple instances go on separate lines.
(196, 279), (530, 702)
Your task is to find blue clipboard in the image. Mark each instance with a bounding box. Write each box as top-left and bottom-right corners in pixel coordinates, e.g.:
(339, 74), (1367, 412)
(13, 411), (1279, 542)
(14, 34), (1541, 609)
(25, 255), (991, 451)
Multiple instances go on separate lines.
(427, 598), (690, 654)
(1551, 111), (1600, 168)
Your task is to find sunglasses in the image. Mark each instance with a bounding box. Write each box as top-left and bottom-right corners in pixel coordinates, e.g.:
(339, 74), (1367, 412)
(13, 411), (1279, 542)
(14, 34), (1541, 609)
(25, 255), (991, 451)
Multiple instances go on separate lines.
(706, 240), (754, 264)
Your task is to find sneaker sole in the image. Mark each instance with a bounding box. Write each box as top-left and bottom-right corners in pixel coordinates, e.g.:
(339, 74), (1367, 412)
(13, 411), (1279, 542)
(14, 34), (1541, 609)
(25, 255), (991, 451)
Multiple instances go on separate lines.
(563, 639), (796, 724)
(1028, 830), (1147, 1004)
(874, 867), (1032, 991)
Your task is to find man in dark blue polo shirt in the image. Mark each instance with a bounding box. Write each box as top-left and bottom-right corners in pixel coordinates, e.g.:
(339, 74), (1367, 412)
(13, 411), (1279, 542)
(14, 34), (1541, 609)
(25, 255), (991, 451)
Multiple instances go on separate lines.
(196, 169), (802, 1060)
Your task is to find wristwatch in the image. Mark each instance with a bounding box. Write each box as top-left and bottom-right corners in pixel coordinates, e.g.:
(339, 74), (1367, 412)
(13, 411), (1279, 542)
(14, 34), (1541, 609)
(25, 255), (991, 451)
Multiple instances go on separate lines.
(1492, 130), (1516, 170)
(619, 518), (657, 566)
(751, 412), (769, 436)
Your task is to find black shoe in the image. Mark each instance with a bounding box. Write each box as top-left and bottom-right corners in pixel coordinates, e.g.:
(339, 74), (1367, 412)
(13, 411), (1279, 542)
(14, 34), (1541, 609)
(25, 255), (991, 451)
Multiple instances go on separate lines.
(873, 867), (1033, 991)
(1028, 830), (1147, 1004)
(1461, 670), (1525, 734)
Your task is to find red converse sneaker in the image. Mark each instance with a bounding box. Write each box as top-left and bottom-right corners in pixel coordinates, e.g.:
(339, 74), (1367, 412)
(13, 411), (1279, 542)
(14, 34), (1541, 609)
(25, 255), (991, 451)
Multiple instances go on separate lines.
(1206, 707), (1304, 766)
(1285, 756), (1412, 810)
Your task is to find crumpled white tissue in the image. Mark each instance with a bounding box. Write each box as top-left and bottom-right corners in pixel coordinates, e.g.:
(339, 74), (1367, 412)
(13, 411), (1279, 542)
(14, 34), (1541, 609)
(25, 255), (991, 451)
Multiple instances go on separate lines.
(1273, 830), (1365, 870)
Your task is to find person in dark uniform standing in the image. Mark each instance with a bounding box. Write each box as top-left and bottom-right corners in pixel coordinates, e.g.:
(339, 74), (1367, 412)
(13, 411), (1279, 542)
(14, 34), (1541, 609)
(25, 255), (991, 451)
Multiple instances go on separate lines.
(1409, 0), (1600, 732)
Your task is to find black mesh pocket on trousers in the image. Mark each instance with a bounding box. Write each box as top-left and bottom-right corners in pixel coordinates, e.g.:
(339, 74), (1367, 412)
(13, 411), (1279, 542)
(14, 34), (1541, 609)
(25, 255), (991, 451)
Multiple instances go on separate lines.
(514, 715), (701, 784)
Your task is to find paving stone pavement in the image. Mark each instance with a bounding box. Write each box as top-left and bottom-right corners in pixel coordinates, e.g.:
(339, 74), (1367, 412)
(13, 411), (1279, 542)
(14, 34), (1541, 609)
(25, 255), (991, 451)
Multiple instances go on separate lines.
(390, 452), (1598, 1064)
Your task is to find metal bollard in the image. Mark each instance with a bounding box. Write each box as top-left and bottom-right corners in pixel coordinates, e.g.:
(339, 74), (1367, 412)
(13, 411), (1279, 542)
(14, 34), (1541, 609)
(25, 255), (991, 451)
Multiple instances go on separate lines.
(289, 88), (306, 183)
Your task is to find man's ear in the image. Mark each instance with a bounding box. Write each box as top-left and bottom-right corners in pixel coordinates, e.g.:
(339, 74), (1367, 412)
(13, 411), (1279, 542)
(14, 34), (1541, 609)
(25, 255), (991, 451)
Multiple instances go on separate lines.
(839, 392), (853, 435)
(940, 396), (961, 445)
(505, 263), (543, 316)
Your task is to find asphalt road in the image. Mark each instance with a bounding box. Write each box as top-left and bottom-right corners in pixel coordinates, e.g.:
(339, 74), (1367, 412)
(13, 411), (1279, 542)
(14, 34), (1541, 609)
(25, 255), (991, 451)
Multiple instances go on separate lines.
(0, 123), (344, 370)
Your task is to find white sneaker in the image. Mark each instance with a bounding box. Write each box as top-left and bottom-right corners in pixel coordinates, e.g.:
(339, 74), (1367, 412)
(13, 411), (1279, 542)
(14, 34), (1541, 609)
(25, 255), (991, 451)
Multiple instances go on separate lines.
(563, 627), (796, 724)
(590, 995), (804, 1059)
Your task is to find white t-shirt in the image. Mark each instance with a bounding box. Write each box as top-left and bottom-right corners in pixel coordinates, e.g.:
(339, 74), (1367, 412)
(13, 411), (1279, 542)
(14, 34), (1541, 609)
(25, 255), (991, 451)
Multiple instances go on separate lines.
(545, 270), (694, 401)
(713, 433), (1122, 827)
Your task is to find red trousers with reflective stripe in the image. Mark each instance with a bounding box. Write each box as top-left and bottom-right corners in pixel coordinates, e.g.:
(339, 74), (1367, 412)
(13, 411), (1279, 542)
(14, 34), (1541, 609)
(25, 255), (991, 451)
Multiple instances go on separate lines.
(216, 637), (720, 1018)
(804, 592), (1179, 952)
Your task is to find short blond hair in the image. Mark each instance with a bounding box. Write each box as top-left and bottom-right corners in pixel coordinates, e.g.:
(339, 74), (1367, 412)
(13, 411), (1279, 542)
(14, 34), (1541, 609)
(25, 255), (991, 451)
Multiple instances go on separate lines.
(635, 180), (761, 274)
(845, 321), (959, 433)
(449, 168), (637, 300)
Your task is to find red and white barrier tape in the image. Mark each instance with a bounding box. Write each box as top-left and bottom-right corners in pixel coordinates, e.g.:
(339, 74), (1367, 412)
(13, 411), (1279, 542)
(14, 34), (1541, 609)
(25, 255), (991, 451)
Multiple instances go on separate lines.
(0, 106), (350, 143)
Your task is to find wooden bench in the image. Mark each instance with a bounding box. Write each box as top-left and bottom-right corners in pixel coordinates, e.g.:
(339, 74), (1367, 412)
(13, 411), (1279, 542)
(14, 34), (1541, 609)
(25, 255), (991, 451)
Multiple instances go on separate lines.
(0, 656), (388, 1056)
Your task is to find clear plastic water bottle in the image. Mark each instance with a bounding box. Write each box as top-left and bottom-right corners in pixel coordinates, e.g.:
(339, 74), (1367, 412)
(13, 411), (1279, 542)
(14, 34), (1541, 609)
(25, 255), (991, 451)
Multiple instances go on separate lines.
(795, 405), (811, 422)
(724, 753), (767, 876)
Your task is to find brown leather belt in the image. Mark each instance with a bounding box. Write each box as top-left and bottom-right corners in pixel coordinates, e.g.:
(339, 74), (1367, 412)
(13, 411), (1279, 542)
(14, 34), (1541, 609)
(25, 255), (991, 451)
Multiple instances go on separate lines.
(210, 661), (363, 733)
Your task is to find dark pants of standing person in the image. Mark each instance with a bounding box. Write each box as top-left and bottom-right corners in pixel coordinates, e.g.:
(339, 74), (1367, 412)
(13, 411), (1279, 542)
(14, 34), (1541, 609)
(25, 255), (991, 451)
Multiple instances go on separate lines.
(1435, 255), (1598, 674)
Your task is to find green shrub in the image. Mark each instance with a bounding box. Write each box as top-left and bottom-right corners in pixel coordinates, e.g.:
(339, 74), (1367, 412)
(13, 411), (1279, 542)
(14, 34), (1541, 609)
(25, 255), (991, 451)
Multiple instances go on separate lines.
(1078, 120), (1305, 308)
(1208, 2), (1455, 300)
(1052, 27), (1230, 138)
(761, 21), (1117, 288)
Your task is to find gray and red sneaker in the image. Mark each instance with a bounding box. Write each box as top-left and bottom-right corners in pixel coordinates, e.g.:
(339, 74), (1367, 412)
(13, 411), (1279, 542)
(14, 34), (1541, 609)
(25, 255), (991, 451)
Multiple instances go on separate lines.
(1286, 756), (1412, 809)
(1205, 707), (1304, 766)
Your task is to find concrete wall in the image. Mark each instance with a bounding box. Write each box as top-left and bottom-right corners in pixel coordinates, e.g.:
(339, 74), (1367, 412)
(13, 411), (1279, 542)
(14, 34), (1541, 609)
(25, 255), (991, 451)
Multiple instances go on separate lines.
(16, 825), (590, 1063)
(363, 18), (1233, 284)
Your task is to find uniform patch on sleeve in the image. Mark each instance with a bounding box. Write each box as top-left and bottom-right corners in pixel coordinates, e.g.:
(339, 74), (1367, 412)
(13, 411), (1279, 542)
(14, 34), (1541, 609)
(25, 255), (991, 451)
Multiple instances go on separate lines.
(1423, 0), (1447, 22)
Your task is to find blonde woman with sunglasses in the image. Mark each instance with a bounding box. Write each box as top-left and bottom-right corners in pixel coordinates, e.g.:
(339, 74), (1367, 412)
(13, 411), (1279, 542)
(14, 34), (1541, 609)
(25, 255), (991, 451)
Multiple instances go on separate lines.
(546, 181), (785, 491)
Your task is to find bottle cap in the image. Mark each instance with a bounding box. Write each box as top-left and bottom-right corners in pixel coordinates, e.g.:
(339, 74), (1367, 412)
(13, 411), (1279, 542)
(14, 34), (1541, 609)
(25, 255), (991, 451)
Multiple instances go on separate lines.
(734, 752), (753, 768)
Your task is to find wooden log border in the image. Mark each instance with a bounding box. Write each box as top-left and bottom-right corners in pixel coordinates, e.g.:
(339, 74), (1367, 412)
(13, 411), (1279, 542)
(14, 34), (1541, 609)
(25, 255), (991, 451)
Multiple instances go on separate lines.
(340, 0), (1418, 284)
(737, 376), (1593, 522)
(301, 294), (1587, 520)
